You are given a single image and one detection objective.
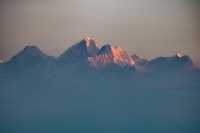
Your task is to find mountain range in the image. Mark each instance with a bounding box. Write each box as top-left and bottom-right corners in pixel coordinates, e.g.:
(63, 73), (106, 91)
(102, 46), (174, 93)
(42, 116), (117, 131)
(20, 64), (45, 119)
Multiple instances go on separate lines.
(1, 36), (198, 72)
(0, 37), (200, 133)
(1, 36), (200, 92)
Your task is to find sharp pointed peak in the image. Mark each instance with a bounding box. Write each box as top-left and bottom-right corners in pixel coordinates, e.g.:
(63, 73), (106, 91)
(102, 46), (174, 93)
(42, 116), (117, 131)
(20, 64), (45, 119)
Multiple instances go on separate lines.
(103, 43), (112, 47)
(175, 52), (184, 58)
(81, 36), (99, 48)
(98, 44), (125, 55)
(59, 37), (100, 60)
(89, 43), (135, 68)
(103, 44), (112, 49)
(98, 44), (112, 54)
(83, 36), (92, 43)
(71, 36), (100, 54)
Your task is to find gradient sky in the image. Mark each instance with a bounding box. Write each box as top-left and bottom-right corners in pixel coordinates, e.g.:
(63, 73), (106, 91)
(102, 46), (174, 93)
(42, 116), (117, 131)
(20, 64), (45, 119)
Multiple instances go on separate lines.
(0, 0), (200, 63)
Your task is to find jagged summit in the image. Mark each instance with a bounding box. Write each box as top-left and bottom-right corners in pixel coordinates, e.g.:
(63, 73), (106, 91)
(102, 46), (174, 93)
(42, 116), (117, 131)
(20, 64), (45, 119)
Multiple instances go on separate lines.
(58, 37), (99, 63)
(4, 38), (196, 72)
(58, 38), (193, 70)
(176, 52), (183, 58)
(83, 36), (98, 47)
(83, 36), (100, 56)
(97, 44), (126, 56)
(88, 44), (135, 68)
(97, 44), (112, 55)
(58, 37), (135, 68)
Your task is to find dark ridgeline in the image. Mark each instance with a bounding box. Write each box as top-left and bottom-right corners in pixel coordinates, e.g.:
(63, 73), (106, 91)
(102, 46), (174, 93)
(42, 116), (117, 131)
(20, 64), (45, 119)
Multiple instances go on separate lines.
(0, 37), (200, 133)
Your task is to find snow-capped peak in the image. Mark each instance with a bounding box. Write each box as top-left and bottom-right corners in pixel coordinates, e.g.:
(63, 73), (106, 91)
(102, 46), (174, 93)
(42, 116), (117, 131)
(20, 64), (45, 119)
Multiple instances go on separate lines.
(60, 37), (99, 57)
(57, 37), (99, 63)
(83, 36), (99, 56)
(176, 52), (183, 58)
(84, 36), (92, 45)
(88, 44), (135, 68)
(83, 36), (95, 47)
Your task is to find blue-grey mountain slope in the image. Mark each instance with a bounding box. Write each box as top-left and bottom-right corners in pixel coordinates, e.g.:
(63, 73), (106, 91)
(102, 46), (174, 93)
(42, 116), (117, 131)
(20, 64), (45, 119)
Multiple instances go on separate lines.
(0, 38), (200, 133)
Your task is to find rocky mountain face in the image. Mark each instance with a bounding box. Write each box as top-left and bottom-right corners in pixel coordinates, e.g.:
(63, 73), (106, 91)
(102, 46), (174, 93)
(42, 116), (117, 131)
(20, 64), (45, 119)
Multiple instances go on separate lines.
(88, 44), (134, 68)
(57, 37), (99, 64)
(57, 37), (134, 69)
